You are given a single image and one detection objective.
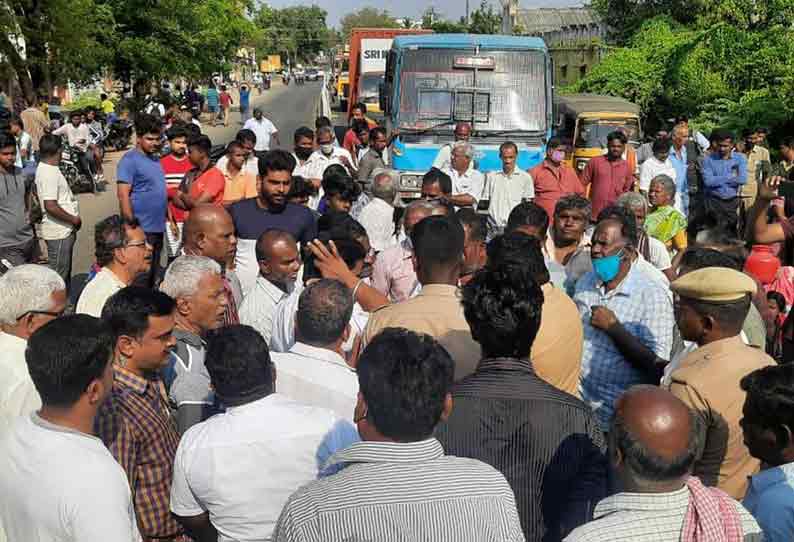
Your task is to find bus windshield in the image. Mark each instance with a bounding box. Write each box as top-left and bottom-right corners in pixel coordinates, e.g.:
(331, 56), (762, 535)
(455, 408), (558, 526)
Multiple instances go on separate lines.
(396, 49), (547, 133)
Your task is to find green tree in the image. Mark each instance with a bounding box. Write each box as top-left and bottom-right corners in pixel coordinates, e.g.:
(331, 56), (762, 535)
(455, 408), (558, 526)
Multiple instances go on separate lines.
(0, 0), (114, 103)
(468, 1), (501, 34)
(339, 7), (399, 41)
(254, 4), (331, 64)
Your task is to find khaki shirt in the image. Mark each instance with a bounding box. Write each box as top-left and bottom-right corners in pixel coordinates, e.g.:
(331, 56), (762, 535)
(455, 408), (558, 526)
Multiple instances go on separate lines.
(531, 283), (582, 397)
(742, 146), (770, 205)
(361, 284), (480, 380)
(668, 335), (773, 498)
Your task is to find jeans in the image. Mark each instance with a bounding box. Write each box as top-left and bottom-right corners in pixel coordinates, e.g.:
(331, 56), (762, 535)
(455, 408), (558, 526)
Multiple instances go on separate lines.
(46, 232), (76, 291)
(74, 149), (94, 177)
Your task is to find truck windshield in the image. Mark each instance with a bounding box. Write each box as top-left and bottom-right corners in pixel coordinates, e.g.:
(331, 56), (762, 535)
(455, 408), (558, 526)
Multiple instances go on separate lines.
(575, 118), (641, 149)
(360, 73), (383, 104)
(396, 49), (547, 133)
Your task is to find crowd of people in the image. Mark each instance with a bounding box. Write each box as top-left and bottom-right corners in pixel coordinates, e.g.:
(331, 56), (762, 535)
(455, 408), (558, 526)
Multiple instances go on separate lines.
(2, 93), (794, 542)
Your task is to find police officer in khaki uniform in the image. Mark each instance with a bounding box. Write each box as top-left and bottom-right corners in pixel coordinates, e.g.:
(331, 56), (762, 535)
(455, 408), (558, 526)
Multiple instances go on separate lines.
(667, 267), (774, 499)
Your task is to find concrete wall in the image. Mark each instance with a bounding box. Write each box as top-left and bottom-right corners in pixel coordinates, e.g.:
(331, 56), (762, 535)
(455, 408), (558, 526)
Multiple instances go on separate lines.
(550, 45), (607, 87)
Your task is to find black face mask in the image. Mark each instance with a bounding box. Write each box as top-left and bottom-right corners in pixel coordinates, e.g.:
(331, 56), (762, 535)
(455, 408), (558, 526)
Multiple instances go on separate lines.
(294, 147), (313, 160)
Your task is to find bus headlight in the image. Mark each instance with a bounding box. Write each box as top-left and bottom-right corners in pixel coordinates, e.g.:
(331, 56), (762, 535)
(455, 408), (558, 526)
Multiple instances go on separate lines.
(400, 174), (422, 190)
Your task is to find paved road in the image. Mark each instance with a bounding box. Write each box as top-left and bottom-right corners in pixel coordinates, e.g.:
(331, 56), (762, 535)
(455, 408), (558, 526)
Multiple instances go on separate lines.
(71, 80), (321, 278)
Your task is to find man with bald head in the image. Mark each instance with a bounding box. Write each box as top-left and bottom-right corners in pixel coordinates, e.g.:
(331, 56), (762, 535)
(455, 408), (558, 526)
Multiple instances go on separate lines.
(239, 229), (301, 345)
(565, 386), (762, 541)
(432, 122), (473, 171)
(371, 199), (448, 302)
(181, 204), (241, 325)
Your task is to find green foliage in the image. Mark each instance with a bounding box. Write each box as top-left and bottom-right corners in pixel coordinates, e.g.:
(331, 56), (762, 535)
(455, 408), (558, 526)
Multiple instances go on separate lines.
(567, 11), (794, 138)
(430, 20), (469, 33)
(339, 8), (399, 41)
(254, 4), (331, 63)
(468, 1), (501, 34)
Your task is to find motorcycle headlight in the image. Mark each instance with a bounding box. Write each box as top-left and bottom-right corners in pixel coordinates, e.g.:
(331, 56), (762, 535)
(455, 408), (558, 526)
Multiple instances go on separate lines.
(400, 174), (422, 190)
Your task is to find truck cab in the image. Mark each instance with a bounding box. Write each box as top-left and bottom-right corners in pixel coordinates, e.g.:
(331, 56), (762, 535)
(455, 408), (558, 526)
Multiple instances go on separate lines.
(380, 34), (553, 199)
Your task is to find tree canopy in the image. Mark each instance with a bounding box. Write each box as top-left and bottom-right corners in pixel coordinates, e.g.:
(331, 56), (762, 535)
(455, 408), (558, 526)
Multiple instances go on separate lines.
(570, 0), (794, 138)
(339, 8), (399, 41)
(253, 4), (332, 64)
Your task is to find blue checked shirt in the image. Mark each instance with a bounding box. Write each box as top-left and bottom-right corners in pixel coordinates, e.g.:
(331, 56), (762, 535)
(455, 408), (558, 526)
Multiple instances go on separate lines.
(574, 263), (674, 431)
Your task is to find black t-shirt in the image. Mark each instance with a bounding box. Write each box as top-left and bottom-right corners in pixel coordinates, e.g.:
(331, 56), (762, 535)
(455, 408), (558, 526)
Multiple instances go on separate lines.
(229, 197), (317, 244)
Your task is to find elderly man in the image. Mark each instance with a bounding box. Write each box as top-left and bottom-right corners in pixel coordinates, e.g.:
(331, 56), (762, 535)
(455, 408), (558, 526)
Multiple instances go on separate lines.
(485, 141), (535, 236)
(575, 215), (674, 431)
(432, 121), (473, 171)
(274, 328), (525, 541)
(160, 256), (228, 434)
(239, 230), (300, 345)
(357, 127), (389, 185)
(304, 126), (355, 187)
(667, 267), (774, 499)
(363, 215), (481, 379)
(371, 199), (446, 302)
(438, 261), (606, 542)
(181, 205), (242, 326)
(357, 169), (398, 252)
(442, 141), (485, 208)
(0, 265), (67, 436)
(530, 136), (585, 220)
(76, 215), (152, 317)
(564, 386), (763, 541)
(271, 279), (358, 420)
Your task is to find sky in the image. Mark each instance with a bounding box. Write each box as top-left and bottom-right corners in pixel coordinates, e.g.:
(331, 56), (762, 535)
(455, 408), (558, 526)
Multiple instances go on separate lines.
(259, 0), (583, 28)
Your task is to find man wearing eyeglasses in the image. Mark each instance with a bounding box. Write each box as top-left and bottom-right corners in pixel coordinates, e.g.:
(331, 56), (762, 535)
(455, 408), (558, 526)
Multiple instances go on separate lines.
(0, 264), (67, 438)
(76, 214), (152, 317)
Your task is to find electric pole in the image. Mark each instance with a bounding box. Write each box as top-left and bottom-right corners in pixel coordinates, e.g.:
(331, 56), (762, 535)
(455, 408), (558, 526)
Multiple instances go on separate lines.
(466, 0), (470, 25)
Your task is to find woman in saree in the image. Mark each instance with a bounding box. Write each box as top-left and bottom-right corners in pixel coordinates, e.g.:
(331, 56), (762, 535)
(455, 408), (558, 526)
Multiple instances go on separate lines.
(645, 173), (688, 254)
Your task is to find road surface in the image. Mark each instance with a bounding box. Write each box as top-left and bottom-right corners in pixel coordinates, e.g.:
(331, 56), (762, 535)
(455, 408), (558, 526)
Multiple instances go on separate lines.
(70, 80), (321, 284)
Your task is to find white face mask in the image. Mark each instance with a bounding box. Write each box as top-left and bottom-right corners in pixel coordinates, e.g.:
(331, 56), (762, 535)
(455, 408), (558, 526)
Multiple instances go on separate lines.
(320, 143), (334, 155)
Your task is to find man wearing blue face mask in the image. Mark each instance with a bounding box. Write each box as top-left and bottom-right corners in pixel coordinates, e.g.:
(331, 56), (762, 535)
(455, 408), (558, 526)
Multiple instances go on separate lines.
(573, 214), (675, 432)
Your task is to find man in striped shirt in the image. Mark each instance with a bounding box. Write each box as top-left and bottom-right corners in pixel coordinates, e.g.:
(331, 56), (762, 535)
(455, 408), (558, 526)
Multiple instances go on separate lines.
(95, 287), (181, 541)
(273, 328), (525, 542)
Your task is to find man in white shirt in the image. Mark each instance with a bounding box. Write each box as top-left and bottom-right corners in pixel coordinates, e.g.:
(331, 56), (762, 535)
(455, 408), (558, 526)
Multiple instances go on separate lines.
(272, 279), (358, 419)
(52, 110), (94, 177)
(243, 108), (279, 157)
(239, 230), (300, 345)
(432, 121), (473, 171)
(442, 141), (485, 208)
(8, 117), (32, 168)
(170, 325), (357, 542)
(35, 134), (81, 289)
(303, 126), (354, 207)
(0, 265), (66, 437)
(485, 141), (535, 236)
(357, 169), (398, 252)
(76, 215), (152, 317)
(0, 314), (141, 542)
(291, 126), (315, 180)
(639, 138), (677, 199)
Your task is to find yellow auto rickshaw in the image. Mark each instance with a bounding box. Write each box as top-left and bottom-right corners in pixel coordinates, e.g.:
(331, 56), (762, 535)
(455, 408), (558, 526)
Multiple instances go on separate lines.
(554, 94), (642, 175)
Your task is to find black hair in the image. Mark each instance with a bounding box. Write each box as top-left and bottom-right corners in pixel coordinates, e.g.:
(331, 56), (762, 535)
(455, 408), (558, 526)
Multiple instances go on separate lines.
(712, 129), (734, 143)
(69, 110), (82, 119)
(781, 136), (794, 149)
(370, 126), (387, 141)
(297, 279), (354, 345)
(317, 212), (367, 243)
(352, 102), (367, 114)
(499, 141), (518, 155)
(226, 140), (243, 154)
(323, 173), (361, 202)
(101, 286), (175, 339)
(357, 327), (454, 441)
(315, 116), (332, 129)
(607, 130), (628, 144)
(8, 116), (23, 129)
(38, 134), (63, 159)
(287, 176), (314, 200)
(94, 215), (141, 267)
(351, 118), (369, 136)
(134, 113), (162, 136)
(188, 134), (212, 155)
(742, 128), (755, 139)
(236, 129), (257, 146)
(506, 201), (549, 237)
(422, 168), (452, 195)
(487, 232), (550, 286)
(596, 205), (638, 247)
(741, 364), (794, 448)
(323, 164), (348, 182)
(652, 137), (671, 153)
(100, 93), (108, 100)
(205, 325), (274, 405)
(331, 237), (366, 268)
(456, 207), (486, 243)
(679, 246), (741, 272)
(554, 194), (591, 219)
(547, 136), (562, 149)
(462, 263), (544, 359)
(293, 126), (314, 144)
(166, 124), (189, 141)
(768, 291), (787, 314)
(613, 406), (700, 483)
(186, 123), (201, 139)
(685, 294), (752, 329)
(0, 131), (15, 150)
(26, 315), (116, 408)
(258, 149), (294, 177)
(410, 215), (464, 271)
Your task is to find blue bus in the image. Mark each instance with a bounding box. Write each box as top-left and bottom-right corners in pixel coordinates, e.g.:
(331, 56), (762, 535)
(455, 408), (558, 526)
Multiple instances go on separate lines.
(379, 34), (553, 198)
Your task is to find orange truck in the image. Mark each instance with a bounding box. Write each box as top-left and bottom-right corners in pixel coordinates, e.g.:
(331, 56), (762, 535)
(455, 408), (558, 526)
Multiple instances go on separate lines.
(347, 28), (432, 119)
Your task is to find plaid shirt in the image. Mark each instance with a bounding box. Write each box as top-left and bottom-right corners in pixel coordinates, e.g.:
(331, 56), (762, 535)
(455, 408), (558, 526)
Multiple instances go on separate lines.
(95, 365), (182, 539)
(574, 263), (674, 431)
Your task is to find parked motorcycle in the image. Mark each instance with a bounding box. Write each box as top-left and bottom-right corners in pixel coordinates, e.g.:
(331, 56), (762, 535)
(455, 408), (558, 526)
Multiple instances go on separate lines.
(60, 144), (97, 194)
(105, 119), (133, 151)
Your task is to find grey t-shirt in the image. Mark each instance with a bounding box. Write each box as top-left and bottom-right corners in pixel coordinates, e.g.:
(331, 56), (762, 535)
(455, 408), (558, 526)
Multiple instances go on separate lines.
(0, 166), (34, 248)
(167, 329), (219, 433)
